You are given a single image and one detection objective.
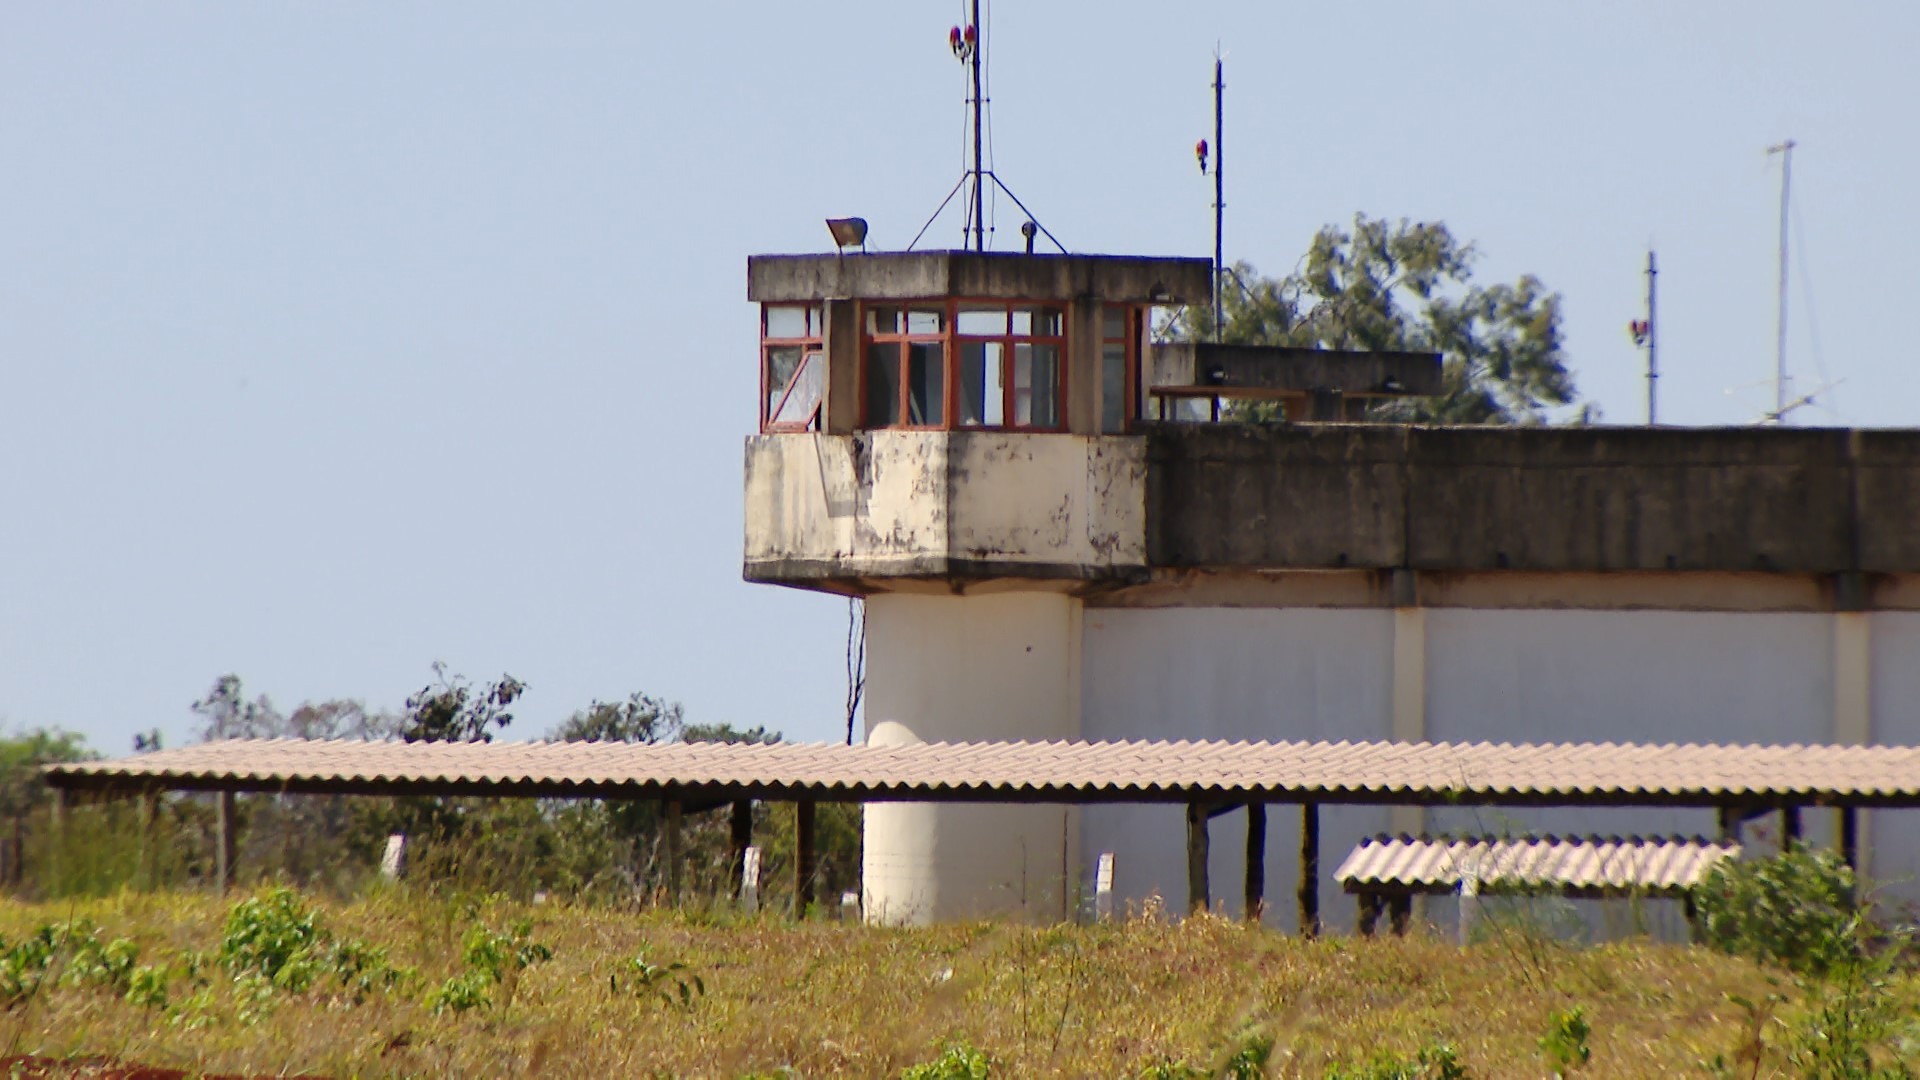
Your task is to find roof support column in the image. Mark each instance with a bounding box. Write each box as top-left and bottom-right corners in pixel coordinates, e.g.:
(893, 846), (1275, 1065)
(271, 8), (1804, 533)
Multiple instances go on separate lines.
(794, 799), (818, 917)
(1833, 603), (1872, 873)
(664, 798), (683, 905)
(729, 800), (753, 899)
(1185, 801), (1210, 915)
(1840, 805), (1860, 871)
(1782, 804), (1802, 846)
(1298, 801), (1320, 938)
(1244, 802), (1266, 923)
(215, 791), (236, 894)
(137, 790), (158, 892)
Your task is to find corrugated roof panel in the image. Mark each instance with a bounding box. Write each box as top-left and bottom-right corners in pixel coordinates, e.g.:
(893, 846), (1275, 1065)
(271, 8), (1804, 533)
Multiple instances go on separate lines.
(1333, 835), (1740, 894)
(41, 737), (1920, 806)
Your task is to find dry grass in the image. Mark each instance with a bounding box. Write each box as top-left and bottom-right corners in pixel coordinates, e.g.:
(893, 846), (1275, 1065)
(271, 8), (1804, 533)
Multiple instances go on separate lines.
(0, 888), (1849, 1077)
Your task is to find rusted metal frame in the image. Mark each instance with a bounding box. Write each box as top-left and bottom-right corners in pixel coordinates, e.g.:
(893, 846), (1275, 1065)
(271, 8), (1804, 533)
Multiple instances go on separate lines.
(1185, 800), (1210, 914)
(794, 799), (817, 917)
(762, 347), (824, 433)
(858, 301), (948, 430)
(1244, 801), (1266, 922)
(1298, 801), (1320, 938)
(759, 304), (823, 432)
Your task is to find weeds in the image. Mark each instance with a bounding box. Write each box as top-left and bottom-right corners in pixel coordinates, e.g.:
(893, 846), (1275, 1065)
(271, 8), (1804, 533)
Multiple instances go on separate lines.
(619, 952), (704, 1007)
(901, 1042), (993, 1079)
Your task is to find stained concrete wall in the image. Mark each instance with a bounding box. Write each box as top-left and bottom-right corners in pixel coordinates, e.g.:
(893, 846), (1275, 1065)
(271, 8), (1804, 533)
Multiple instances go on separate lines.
(1078, 608), (1397, 930)
(1146, 426), (1920, 574)
(744, 432), (1147, 584)
(748, 251), (1213, 305)
(862, 592), (1082, 924)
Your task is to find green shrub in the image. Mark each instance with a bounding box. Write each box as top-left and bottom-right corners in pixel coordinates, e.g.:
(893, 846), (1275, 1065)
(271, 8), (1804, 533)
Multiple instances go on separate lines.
(221, 887), (328, 990)
(901, 1042), (993, 1080)
(1325, 1043), (1468, 1080)
(429, 970), (494, 1014)
(1539, 1006), (1590, 1076)
(1691, 847), (1863, 978)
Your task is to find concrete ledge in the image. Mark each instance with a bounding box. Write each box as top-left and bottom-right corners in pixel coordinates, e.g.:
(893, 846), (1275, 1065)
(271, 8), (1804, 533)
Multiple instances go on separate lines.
(747, 252), (1212, 305)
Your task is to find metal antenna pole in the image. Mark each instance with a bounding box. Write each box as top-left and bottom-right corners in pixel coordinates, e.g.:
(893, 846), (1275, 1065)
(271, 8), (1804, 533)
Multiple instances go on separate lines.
(1646, 248), (1658, 425)
(971, 0), (985, 253)
(1768, 139), (1795, 418)
(1212, 55), (1224, 340)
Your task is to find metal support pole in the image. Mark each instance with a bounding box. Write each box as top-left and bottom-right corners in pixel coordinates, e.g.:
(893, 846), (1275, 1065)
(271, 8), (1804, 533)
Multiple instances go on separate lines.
(1782, 804), (1802, 847)
(664, 799), (683, 904)
(1244, 802), (1266, 922)
(1840, 806), (1860, 871)
(794, 800), (817, 917)
(215, 791), (236, 894)
(1212, 55), (1224, 339)
(1298, 802), (1320, 938)
(729, 800), (753, 898)
(1185, 801), (1210, 915)
(1646, 248), (1659, 424)
(1768, 139), (1795, 417)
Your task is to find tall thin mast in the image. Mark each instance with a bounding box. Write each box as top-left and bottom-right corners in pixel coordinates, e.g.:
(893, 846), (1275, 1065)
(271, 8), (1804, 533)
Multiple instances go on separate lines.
(1645, 248), (1658, 425)
(1212, 56), (1224, 339)
(970, 0), (985, 253)
(1767, 138), (1795, 418)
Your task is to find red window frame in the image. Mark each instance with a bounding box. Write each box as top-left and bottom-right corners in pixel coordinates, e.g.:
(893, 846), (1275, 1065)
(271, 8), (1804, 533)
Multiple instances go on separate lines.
(860, 306), (949, 429)
(760, 304), (824, 432)
(859, 299), (1070, 433)
(1099, 303), (1143, 434)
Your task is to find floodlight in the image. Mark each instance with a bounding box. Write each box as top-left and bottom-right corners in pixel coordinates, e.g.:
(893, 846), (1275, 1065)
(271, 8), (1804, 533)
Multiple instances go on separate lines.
(826, 217), (869, 252)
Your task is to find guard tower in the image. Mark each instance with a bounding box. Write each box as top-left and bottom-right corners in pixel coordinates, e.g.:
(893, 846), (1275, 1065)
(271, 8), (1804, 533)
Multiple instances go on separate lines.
(745, 250), (1208, 923)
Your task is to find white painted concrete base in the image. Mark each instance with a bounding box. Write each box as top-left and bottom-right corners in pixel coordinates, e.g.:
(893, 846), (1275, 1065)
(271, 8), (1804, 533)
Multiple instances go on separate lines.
(861, 592), (1082, 924)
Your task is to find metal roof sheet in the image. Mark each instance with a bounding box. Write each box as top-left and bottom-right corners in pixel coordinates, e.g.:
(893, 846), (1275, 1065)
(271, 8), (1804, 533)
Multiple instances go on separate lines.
(41, 736), (1920, 807)
(1334, 834), (1741, 895)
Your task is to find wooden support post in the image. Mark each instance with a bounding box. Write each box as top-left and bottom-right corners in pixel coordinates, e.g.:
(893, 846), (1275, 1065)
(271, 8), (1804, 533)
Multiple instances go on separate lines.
(137, 791), (158, 892)
(1298, 801), (1320, 938)
(1388, 894), (1412, 937)
(729, 800), (753, 898)
(215, 791), (237, 894)
(1717, 804), (1741, 845)
(664, 799), (683, 904)
(1357, 893), (1382, 937)
(1840, 806), (1860, 871)
(1185, 802), (1210, 915)
(1244, 802), (1266, 922)
(1782, 804), (1802, 847)
(794, 800), (817, 917)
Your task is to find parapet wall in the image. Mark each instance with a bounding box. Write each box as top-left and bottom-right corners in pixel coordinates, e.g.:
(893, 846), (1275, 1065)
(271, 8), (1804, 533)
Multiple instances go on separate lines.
(1146, 425), (1920, 576)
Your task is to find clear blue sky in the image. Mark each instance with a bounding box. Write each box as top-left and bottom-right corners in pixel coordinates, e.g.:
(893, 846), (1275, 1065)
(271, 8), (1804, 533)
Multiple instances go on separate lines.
(3, 2), (1914, 754)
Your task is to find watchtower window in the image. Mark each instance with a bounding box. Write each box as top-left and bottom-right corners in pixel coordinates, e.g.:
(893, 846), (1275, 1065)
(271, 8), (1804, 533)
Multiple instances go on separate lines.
(1099, 304), (1142, 434)
(863, 307), (947, 428)
(956, 304), (1064, 430)
(761, 304), (824, 432)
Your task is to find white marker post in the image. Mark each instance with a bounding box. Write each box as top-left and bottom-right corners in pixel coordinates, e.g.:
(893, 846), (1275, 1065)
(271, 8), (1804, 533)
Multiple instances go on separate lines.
(1094, 852), (1116, 922)
(740, 846), (761, 913)
(380, 834), (406, 880)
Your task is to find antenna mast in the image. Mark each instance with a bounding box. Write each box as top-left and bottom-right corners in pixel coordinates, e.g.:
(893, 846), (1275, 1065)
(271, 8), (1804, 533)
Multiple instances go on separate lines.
(1767, 138), (1796, 419)
(969, 0), (985, 253)
(1645, 249), (1658, 424)
(1212, 54), (1224, 339)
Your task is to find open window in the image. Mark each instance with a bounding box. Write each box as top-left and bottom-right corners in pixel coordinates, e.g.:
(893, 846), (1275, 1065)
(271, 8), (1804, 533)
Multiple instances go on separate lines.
(762, 304), (824, 432)
(955, 304), (1065, 431)
(863, 307), (947, 428)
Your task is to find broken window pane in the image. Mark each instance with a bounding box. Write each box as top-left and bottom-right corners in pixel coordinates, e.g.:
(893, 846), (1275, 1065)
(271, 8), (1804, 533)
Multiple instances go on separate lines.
(958, 341), (1005, 426)
(907, 342), (945, 426)
(1013, 307), (1063, 337)
(766, 346), (804, 419)
(866, 343), (900, 426)
(773, 351), (823, 428)
(866, 307), (902, 335)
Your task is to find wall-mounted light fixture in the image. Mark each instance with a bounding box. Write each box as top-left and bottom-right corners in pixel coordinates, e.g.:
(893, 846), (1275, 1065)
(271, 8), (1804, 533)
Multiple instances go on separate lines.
(826, 217), (869, 253)
(1020, 220), (1038, 254)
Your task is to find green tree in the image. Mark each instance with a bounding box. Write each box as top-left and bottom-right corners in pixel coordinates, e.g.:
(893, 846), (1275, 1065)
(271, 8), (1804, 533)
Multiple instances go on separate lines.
(1193, 214), (1588, 424)
(400, 663), (524, 744)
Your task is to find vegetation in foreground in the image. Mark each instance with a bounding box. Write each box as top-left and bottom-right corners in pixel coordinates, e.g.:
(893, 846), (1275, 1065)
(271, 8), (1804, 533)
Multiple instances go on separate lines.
(0, 875), (1913, 1079)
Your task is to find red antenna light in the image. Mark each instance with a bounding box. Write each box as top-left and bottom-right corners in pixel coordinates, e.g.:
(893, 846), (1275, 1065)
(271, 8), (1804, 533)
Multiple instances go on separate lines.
(1195, 138), (1209, 174)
